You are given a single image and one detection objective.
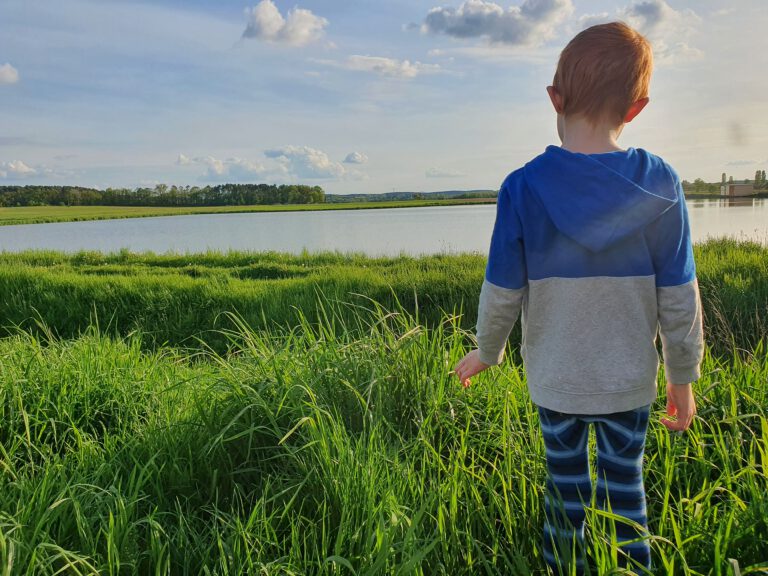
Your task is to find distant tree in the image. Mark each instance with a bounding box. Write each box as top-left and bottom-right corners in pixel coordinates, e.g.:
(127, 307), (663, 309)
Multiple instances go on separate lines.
(763, 170), (767, 189)
(0, 183), (327, 208)
(729, 176), (734, 184)
(722, 172), (727, 185)
(693, 178), (705, 193)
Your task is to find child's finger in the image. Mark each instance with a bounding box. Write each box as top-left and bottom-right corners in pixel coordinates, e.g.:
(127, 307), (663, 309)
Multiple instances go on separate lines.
(661, 414), (692, 432)
(660, 417), (684, 431)
(666, 401), (676, 417)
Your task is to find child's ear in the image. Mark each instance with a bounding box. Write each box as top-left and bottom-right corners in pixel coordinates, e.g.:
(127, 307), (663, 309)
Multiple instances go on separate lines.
(624, 97), (649, 123)
(546, 86), (564, 114)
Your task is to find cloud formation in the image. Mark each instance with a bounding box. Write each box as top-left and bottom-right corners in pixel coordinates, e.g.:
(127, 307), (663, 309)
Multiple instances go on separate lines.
(344, 152), (369, 164)
(0, 63), (19, 85)
(315, 55), (440, 79)
(426, 167), (467, 178)
(0, 160), (37, 179)
(577, 12), (611, 30)
(265, 146), (345, 179)
(242, 0), (328, 47)
(622, 0), (702, 62)
(179, 146), (359, 182)
(580, 0), (702, 63)
(179, 155), (266, 181)
(420, 0), (574, 46)
(344, 56), (440, 79)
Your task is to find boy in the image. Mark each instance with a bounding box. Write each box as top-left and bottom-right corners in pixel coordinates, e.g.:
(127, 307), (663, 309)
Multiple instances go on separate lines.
(453, 22), (704, 574)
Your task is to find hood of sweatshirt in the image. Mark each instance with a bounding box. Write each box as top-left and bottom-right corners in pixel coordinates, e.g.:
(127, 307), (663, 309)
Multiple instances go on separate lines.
(522, 145), (679, 253)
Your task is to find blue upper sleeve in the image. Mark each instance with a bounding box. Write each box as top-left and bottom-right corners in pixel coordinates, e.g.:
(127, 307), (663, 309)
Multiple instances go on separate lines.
(647, 171), (696, 287)
(485, 178), (528, 290)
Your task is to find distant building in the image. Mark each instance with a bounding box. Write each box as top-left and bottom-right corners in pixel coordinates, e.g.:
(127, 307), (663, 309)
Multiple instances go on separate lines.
(720, 182), (756, 197)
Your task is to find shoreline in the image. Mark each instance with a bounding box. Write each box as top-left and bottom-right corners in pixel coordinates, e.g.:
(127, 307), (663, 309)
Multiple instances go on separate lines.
(2, 193), (765, 227)
(0, 198), (496, 227)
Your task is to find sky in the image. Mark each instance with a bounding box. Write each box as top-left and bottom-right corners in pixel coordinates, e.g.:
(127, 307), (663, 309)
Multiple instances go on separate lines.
(0, 0), (766, 194)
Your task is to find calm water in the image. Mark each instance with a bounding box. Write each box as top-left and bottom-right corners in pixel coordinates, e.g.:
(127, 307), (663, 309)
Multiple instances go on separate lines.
(0, 199), (765, 256)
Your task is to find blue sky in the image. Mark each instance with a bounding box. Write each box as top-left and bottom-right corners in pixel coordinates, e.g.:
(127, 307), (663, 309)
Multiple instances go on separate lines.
(0, 0), (765, 193)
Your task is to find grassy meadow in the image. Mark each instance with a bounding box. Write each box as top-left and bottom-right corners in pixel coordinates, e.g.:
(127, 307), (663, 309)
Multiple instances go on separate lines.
(0, 198), (496, 227)
(0, 238), (765, 356)
(0, 238), (766, 574)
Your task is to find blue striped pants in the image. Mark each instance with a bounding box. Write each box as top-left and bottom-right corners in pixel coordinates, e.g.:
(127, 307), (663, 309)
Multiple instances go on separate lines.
(538, 405), (652, 574)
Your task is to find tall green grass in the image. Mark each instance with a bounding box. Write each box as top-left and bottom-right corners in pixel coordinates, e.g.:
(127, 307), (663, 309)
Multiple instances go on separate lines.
(0, 238), (765, 356)
(0, 298), (765, 574)
(0, 249), (484, 353)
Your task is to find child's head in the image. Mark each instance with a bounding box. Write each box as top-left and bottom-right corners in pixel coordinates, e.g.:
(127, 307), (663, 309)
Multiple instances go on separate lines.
(549, 22), (653, 128)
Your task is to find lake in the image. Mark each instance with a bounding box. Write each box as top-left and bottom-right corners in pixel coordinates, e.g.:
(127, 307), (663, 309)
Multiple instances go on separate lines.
(0, 198), (766, 256)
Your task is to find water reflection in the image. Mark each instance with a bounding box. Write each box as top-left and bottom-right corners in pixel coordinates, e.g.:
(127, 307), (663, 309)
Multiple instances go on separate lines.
(0, 199), (765, 255)
(688, 197), (762, 208)
(686, 198), (767, 246)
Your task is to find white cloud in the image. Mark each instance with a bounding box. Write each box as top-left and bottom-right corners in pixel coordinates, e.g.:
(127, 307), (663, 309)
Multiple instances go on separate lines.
(426, 167), (467, 178)
(0, 63), (19, 85)
(420, 0), (574, 46)
(178, 146), (361, 182)
(345, 55), (440, 79)
(0, 160), (36, 179)
(344, 152), (368, 164)
(577, 12), (611, 30)
(179, 155), (266, 182)
(618, 0), (702, 63)
(242, 0), (328, 47)
(622, 0), (677, 34)
(264, 146), (345, 179)
(577, 1), (702, 64)
(315, 55), (441, 79)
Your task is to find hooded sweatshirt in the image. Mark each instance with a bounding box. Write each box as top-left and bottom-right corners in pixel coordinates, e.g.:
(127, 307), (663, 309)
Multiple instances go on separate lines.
(476, 145), (704, 414)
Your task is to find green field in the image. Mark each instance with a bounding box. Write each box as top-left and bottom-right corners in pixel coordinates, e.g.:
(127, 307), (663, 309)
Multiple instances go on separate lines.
(0, 238), (765, 356)
(0, 239), (766, 574)
(0, 198), (495, 226)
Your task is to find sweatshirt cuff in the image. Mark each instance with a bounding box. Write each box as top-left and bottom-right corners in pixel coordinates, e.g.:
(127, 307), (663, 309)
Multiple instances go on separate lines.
(478, 347), (505, 366)
(475, 279), (526, 368)
(664, 363), (701, 385)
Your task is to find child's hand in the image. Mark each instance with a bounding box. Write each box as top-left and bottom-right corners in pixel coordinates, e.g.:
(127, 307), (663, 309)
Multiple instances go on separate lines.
(453, 350), (490, 388)
(661, 382), (696, 432)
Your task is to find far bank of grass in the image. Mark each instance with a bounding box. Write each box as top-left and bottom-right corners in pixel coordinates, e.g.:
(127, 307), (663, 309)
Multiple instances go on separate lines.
(0, 198), (496, 226)
(0, 238), (765, 356)
(0, 192), (753, 226)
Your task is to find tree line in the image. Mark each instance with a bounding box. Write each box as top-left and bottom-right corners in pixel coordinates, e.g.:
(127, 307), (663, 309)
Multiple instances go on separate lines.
(752, 170), (768, 190)
(682, 171), (768, 194)
(0, 184), (326, 207)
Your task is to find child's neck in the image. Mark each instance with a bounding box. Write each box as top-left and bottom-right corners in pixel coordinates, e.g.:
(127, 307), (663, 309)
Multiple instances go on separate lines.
(560, 115), (625, 154)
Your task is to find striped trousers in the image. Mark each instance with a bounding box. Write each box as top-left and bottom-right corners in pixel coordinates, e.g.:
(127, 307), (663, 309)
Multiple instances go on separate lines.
(538, 405), (652, 574)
